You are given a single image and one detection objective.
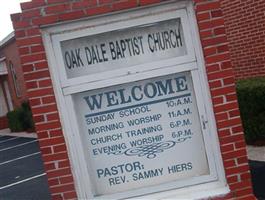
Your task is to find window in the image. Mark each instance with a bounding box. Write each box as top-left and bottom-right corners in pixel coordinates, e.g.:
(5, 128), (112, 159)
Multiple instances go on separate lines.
(0, 57), (8, 75)
(9, 61), (21, 97)
(0, 82), (8, 117)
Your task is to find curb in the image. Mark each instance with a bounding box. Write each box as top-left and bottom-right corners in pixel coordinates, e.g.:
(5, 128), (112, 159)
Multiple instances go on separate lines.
(247, 145), (265, 162)
(0, 128), (37, 138)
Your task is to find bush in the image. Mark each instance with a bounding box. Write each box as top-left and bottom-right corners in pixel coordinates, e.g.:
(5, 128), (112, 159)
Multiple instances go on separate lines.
(236, 77), (265, 144)
(6, 108), (24, 132)
(21, 101), (34, 130)
(7, 101), (34, 132)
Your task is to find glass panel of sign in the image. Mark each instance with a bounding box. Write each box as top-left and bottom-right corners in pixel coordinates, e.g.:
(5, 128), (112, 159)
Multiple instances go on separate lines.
(72, 71), (209, 196)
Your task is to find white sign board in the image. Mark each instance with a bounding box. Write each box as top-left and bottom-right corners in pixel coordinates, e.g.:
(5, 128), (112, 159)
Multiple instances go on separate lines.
(43, 3), (227, 198)
(73, 72), (209, 195)
(61, 19), (187, 79)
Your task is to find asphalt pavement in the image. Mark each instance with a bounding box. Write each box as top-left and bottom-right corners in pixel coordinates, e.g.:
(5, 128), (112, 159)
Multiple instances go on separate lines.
(249, 160), (265, 200)
(0, 135), (51, 200)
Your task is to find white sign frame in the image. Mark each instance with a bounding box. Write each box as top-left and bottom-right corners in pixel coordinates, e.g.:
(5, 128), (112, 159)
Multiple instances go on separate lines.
(42, 1), (229, 199)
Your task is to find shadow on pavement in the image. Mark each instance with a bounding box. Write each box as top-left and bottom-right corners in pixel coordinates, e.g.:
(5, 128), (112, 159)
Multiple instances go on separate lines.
(249, 160), (265, 200)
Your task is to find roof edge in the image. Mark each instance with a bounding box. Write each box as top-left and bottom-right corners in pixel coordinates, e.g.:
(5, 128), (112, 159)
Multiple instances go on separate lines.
(0, 32), (15, 48)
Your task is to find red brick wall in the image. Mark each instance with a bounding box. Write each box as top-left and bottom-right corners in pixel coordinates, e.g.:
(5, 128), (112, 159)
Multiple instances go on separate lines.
(11, 0), (255, 199)
(0, 116), (8, 129)
(220, 0), (265, 80)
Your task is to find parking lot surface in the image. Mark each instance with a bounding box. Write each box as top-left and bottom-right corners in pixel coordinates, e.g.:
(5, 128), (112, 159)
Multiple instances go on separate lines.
(249, 160), (265, 200)
(0, 135), (51, 200)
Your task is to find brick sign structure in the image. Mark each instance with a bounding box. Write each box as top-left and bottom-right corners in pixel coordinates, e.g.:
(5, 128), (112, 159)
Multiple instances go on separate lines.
(12, 0), (255, 199)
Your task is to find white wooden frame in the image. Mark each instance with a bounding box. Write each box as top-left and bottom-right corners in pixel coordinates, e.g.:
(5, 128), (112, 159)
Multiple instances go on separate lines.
(42, 1), (229, 199)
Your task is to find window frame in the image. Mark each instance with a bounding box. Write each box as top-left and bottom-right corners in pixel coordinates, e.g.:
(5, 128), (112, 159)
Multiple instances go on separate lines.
(9, 61), (21, 97)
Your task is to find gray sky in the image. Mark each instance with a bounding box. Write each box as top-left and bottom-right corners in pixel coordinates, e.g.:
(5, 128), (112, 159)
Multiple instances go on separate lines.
(0, 0), (29, 41)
